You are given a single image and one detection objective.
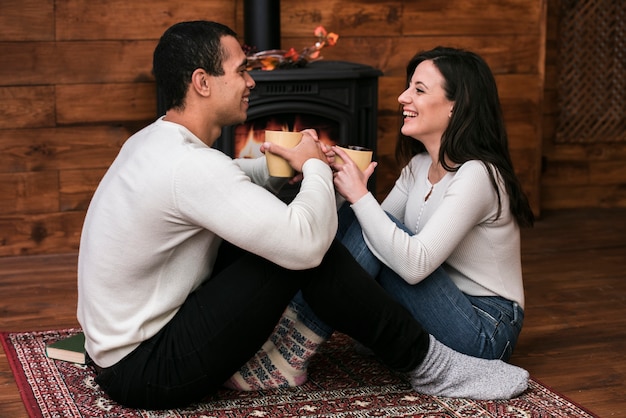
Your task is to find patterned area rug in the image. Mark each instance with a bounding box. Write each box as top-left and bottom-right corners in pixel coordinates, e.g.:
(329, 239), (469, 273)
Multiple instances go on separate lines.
(1, 328), (597, 417)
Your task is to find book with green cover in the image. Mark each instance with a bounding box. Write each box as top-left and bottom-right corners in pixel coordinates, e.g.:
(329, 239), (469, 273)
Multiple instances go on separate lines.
(45, 332), (86, 364)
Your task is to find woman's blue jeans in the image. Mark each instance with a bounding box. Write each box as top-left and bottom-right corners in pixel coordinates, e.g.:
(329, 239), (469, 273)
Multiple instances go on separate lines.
(294, 203), (524, 361)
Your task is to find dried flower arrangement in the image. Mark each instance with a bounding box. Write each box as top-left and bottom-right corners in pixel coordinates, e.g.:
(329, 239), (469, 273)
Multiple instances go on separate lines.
(245, 26), (339, 71)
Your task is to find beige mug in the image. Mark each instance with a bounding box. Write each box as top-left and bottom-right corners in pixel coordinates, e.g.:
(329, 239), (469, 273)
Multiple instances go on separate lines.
(265, 130), (303, 177)
(334, 145), (373, 171)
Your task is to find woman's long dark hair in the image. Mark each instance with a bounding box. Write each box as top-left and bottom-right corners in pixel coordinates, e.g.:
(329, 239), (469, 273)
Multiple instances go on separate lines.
(396, 46), (534, 227)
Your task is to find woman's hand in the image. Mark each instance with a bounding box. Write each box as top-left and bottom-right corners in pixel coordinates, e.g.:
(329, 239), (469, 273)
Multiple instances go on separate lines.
(332, 145), (377, 204)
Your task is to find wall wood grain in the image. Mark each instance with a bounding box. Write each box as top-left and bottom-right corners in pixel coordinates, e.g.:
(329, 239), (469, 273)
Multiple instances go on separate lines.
(2, 0), (612, 257)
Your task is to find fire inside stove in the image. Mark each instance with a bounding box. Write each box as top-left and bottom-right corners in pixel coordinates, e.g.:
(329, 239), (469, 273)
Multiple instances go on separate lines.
(234, 113), (340, 159)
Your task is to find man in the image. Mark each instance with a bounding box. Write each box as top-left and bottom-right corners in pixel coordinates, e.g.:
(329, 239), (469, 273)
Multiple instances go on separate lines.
(77, 20), (528, 410)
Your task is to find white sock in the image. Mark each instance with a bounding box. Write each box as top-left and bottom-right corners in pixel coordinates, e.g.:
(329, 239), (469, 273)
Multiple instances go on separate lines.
(409, 335), (529, 400)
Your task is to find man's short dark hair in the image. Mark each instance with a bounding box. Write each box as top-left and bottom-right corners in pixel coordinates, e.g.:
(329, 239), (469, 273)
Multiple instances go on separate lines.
(153, 21), (238, 111)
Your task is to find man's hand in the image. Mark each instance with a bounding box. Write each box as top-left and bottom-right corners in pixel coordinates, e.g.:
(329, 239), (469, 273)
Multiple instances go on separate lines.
(261, 129), (328, 174)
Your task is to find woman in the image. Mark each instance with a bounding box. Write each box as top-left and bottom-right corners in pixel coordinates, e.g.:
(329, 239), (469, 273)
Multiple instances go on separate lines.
(228, 47), (533, 396)
(332, 46), (535, 361)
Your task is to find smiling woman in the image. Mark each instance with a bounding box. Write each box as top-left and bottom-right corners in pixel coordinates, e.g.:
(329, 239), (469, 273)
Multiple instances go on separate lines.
(294, 46), (535, 366)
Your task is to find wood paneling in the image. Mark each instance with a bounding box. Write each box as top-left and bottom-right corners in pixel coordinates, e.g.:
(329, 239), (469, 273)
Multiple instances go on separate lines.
(0, 0), (54, 42)
(542, 184), (626, 208)
(60, 168), (108, 212)
(0, 212), (84, 256)
(402, 0), (544, 35)
(0, 126), (130, 173)
(0, 41), (156, 86)
(0, 86), (56, 129)
(55, 1), (236, 40)
(0, 0), (551, 256)
(314, 35), (544, 84)
(56, 83), (156, 124)
(0, 172), (59, 215)
(281, 1), (403, 37)
(540, 0), (626, 209)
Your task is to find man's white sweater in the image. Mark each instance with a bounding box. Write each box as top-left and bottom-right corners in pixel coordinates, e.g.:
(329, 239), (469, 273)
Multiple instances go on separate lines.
(77, 118), (337, 368)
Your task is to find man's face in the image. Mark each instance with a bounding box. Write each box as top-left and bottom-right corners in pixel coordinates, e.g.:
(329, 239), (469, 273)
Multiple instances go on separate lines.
(211, 36), (256, 127)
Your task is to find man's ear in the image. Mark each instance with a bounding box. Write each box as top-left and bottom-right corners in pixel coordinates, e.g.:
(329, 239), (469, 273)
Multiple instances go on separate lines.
(190, 68), (211, 97)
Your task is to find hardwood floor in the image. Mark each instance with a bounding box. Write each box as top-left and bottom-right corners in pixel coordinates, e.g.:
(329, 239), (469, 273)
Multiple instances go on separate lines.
(1, 208), (624, 417)
(512, 208), (626, 417)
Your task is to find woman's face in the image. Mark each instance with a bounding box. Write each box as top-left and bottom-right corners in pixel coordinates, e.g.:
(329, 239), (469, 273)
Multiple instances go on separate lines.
(398, 60), (454, 144)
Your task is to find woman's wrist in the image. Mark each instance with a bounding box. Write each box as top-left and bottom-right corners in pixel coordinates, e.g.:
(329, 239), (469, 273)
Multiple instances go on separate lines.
(347, 189), (369, 204)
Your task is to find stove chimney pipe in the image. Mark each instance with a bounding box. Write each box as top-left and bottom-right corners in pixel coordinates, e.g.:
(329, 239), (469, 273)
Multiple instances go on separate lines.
(244, 0), (281, 52)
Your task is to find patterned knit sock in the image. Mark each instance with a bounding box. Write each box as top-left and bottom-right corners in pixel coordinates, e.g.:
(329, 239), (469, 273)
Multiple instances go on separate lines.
(224, 306), (327, 391)
(409, 335), (529, 400)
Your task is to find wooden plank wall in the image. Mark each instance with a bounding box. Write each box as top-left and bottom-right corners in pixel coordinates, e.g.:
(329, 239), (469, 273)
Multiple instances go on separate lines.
(540, 0), (626, 209)
(0, 0), (547, 257)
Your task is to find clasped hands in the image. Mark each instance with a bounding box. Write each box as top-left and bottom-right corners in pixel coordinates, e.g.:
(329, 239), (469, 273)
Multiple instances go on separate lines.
(260, 129), (376, 204)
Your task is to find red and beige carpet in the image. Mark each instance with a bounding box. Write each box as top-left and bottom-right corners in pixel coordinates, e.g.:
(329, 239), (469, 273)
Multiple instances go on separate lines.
(1, 328), (597, 417)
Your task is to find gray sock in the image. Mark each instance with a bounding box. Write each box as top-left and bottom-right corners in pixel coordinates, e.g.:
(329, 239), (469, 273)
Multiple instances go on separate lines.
(409, 335), (529, 400)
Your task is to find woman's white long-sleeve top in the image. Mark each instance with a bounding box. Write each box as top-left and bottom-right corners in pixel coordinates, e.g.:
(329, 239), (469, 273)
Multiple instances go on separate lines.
(351, 153), (524, 308)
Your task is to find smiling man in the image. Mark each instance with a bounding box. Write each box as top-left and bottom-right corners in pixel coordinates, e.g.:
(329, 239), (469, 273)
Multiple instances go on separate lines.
(77, 21), (528, 410)
(77, 20), (336, 408)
